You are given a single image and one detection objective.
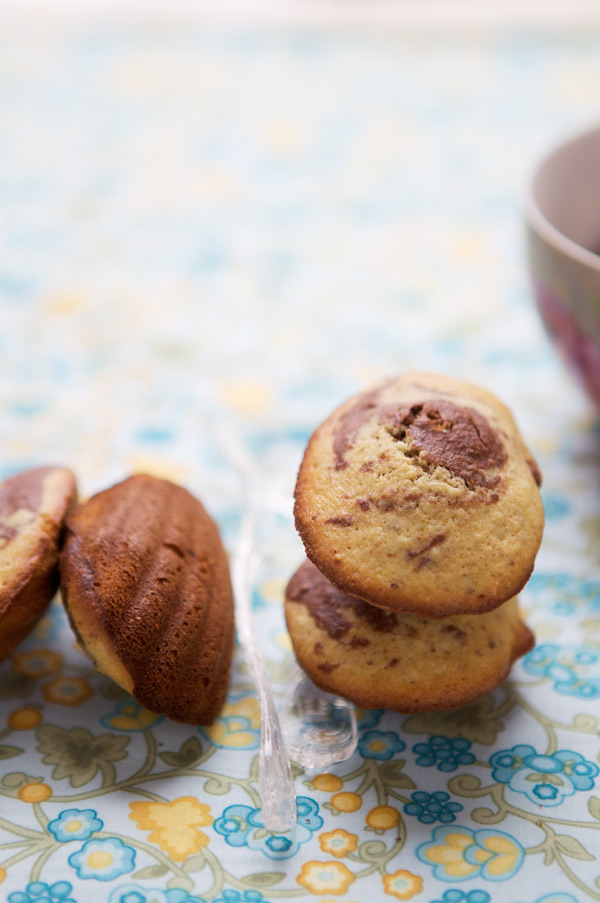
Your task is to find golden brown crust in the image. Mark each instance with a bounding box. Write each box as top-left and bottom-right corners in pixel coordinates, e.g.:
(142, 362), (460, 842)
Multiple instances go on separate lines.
(294, 371), (544, 617)
(285, 560), (534, 713)
(60, 474), (234, 725)
(0, 466), (77, 661)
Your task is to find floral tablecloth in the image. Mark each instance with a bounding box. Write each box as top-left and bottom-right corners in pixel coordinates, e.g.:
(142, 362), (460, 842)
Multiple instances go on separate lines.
(1, 20), (600, 903)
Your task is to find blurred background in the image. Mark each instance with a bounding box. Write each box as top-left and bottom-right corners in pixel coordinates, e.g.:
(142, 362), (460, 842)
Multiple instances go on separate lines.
(1, 0), (599, 502)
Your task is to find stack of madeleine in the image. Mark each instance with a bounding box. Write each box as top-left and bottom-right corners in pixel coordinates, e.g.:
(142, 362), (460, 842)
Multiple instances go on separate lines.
(285, 372), (543, 713)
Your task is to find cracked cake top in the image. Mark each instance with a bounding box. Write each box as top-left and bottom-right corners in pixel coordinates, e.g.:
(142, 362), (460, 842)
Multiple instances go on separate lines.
(294, 371), (544, 617)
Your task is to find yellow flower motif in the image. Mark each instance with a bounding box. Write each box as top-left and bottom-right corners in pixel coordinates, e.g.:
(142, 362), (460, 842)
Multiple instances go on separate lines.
(18, 782), (52, 803)
(202, 695), (260, 749)
(12, 649), (62, 678)
(30, 611), (57, 643)
(469, 833), (522, 878)
(261, 577), (286, 605)
(103, 702), (163, 731)
(383, 870), (423, 900)
(0, 866), (6, 882)
(129, 458), (189, 484)
(296, 860), (355, 896)
(46, 293), (84, 314)
(263, 119), (305, 156)
(423, 829), (478, 879)
(366, 805), (401, 830)
(319, 829), (359, 858)
(8, 707), (42, 730)
(219, 380), (272, 417)
(330, 791), (362, 813)
(312, 773), (343, 793)
(129, 797), (213, 862)
(276, 632), (292, 651)
(42, 676), (93, 707)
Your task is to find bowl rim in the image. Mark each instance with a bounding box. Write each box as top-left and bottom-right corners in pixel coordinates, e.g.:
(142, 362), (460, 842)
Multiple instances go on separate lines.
(524, 122), (600, 274)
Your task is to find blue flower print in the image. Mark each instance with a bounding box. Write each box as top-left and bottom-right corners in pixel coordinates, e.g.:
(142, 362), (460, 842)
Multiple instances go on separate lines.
(525, 574), (600, 617)
(490, 744), (599, 807)
(523, 644), (600, 699)
(100, 701), (165, 732)
(549, 600), (577, 617)
(213, 804), (250, 848)
(526, 896), (578, 903)
(9, 883), (76, 903)
(19, 600), (65, 650)
(213, 892), (268, 903)
(525, 573), (573, 598)
(48, 808), (103, 842)
(541, 493), (569, 521)
(109, 886), (206, 903)
(214, 796), (322, 859)
(417, 825), (524, 883)
(358, 730), (405, 760)
(296, 796), (324, 830)
(164, 894), (206, 903)
(200, 693), (260, 750)
(508, 896), (578, 903)
(404, 791), (463, 824)
(429, 891), (491, 903)
(413, 736), (475, 772)
(355, 708), (384, 732)
(69, 836), (136, 881)
(490, 744), (535, 783)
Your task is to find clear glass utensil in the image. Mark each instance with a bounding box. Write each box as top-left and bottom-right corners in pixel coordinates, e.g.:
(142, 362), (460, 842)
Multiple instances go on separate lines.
(220, 423), (357, 819)
(224, 427), (296, 834)
(281, 664), (358, 770)
(230, 485), (296, 833)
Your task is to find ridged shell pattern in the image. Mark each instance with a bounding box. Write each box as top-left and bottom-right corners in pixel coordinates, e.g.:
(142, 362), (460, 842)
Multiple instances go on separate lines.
(60, 475), (234, 725)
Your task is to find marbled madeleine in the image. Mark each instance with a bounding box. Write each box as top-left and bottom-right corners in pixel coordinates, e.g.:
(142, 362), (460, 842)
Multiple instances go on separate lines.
(285, 560), (534, 713)
(60, 474), (234, 725)
(294, 371), (544, 617)
(0, 466), (76, 661)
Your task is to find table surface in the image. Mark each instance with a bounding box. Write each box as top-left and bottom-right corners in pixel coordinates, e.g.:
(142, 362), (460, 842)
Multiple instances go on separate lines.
(1, 19), (600, 903)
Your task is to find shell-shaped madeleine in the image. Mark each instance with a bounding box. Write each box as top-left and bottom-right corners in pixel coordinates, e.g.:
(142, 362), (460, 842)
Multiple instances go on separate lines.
(60, 474), (234, 725)
(294, 371), (544, 617)
(285, 559), (534, 713)
(0, 466), (77, 661)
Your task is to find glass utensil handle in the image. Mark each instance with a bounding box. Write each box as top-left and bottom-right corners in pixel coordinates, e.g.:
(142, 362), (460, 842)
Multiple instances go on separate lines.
(258, 684), (297, 832)
(227, 429), (296, 834)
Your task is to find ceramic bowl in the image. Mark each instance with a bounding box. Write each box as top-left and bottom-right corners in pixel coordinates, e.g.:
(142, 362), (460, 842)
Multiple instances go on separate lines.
(525, 125), (600, 407)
